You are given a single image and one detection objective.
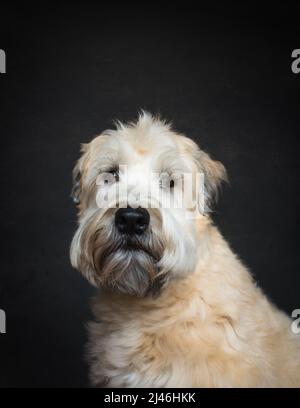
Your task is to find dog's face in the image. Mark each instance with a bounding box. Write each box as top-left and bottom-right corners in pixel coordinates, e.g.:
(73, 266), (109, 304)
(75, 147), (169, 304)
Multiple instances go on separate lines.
(70, 113), (226, 297)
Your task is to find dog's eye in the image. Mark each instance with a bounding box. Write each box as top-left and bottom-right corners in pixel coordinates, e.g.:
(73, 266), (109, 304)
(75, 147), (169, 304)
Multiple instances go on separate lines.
(159, 173), (175, 190)
(101, 167), (119, 184)
(108, 168), (119, 181)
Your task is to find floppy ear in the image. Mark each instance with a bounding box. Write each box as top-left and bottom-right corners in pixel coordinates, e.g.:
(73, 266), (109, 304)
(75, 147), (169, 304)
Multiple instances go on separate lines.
(176, 135), (227, 212)
(71, 162), (82, 205)
(197, 149), (227, 209)
(70, 144), (89, 206)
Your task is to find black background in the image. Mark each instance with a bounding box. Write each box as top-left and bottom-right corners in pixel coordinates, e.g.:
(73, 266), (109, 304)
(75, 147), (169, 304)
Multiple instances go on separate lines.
(0, 2), (299, 387)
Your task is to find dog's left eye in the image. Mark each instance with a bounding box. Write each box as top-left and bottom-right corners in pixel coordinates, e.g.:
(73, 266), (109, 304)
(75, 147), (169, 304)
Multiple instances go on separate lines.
(159, 173), (175, 190)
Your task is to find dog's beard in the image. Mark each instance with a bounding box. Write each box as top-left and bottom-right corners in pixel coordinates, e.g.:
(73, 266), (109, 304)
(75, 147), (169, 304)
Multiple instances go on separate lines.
(91, 218), (165, 297)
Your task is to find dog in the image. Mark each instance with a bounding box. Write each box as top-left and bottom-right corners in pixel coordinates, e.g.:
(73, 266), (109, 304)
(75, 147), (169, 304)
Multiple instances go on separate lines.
(70, 112), (300, 387)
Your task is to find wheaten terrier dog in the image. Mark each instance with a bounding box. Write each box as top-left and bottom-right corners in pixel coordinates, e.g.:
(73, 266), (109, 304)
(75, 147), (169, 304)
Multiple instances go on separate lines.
(70, 112), (300, 387)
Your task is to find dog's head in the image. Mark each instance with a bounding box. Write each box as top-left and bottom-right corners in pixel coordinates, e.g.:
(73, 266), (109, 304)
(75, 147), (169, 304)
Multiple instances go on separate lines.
(70, 112), (226, 297)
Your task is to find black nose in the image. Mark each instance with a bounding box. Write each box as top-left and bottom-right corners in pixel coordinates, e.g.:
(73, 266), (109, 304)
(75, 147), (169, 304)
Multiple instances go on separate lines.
(115, 207), (150, 235)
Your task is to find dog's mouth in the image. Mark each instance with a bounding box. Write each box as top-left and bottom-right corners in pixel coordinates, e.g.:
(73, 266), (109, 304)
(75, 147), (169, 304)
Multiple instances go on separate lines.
(119, 235), (161, 260)
(91, 226), (165, 297)
(97, 233), (162, 275)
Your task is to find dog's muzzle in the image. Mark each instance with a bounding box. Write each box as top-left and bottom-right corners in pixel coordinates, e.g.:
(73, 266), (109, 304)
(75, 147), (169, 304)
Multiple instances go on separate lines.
(115, 207), (150, 235)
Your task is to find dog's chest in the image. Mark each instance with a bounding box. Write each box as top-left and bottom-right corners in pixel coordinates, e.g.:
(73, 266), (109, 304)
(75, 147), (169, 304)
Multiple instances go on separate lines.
(89, 293), (251, 387)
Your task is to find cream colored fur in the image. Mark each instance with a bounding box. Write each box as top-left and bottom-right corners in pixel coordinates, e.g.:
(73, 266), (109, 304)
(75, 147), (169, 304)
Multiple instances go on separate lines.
(70, 112), (300, 387)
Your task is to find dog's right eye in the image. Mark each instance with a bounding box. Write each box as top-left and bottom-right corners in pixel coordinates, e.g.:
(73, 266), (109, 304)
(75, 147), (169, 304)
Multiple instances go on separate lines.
(108, 168), (119, 181)
(102, 168), (119, 184)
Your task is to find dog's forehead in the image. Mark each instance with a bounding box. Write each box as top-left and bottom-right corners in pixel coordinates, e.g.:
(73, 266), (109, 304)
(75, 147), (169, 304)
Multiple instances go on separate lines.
(91, 126), (183, 169)
(85, 114), (202, 178)
(118, 127), (177, 157)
